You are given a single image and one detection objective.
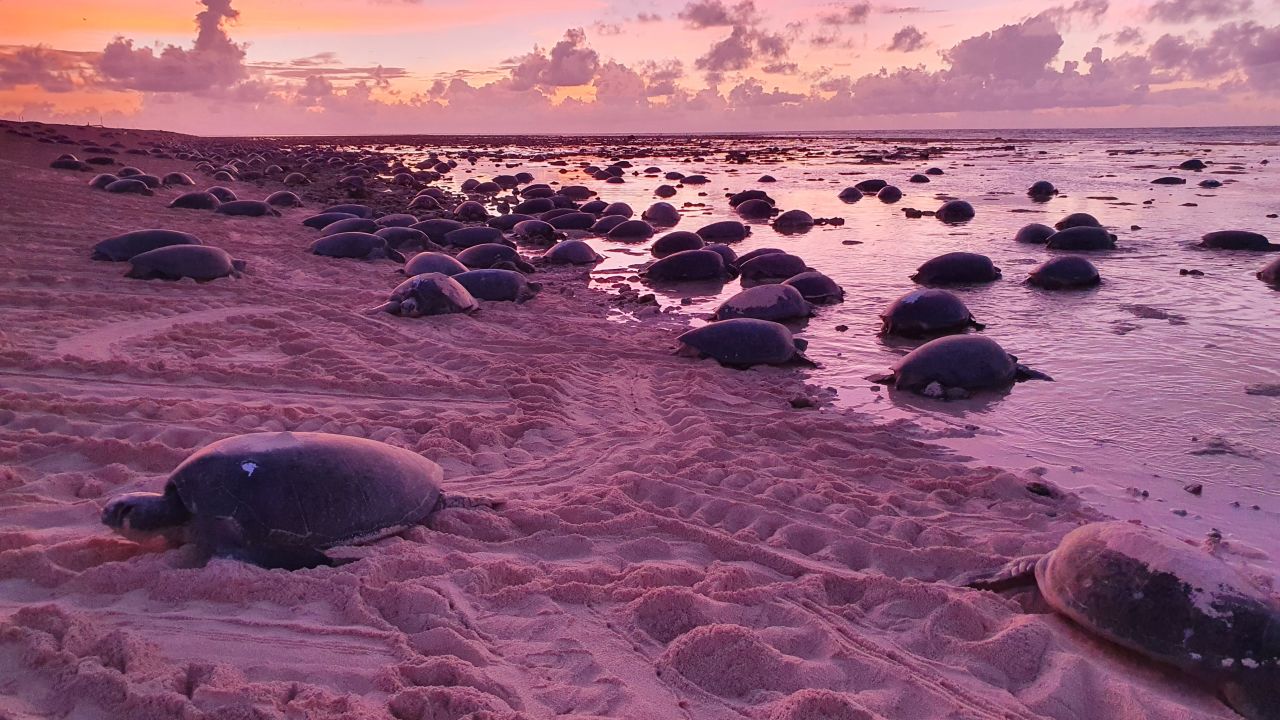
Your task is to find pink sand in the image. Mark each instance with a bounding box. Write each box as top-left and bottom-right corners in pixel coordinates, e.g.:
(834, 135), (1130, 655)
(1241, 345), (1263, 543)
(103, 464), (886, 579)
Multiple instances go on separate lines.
(0, 123), (1249, 719)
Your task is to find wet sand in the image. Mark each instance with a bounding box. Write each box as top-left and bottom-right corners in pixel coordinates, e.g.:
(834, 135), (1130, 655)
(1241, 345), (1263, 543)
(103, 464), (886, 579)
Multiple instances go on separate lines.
(0, 121), (1265, 719)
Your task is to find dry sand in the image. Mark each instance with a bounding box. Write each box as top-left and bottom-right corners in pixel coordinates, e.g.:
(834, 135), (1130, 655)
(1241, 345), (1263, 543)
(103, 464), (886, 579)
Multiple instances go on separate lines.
(0, 123), (1251, 719)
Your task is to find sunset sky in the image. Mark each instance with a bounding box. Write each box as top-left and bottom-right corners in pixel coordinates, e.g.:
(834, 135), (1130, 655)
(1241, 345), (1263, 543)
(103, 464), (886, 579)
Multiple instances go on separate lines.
(0, 0), (1276, 134)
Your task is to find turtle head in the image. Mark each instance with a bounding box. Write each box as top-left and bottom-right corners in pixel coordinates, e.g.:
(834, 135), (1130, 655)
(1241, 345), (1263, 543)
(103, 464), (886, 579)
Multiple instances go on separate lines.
(102, 491), (190, 542)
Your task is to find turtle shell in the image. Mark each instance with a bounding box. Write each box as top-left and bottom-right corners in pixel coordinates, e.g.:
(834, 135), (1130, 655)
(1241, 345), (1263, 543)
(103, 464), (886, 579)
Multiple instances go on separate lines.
(169, 432), (443, 550)
(1036, 523), (1280, 690)
(713, 285), (812, 322)
(677, 318), (808, 368)
(886, 335), (1019, 394)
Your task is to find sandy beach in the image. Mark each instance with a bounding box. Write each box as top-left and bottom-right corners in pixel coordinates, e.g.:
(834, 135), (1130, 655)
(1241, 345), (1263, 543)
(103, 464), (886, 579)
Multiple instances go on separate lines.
(0, 121), (1269, 719)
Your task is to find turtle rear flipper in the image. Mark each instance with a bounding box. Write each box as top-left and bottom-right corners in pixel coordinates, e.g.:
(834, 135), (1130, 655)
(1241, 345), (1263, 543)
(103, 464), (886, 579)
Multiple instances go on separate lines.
(1015, 364), (1053, 382)
(193, 515), (337, 570)
(867, 371), (896, 385)
(962, 555), (1043, 592)
(435, 494), (504, 512)
(1221, 672), (1280, 720)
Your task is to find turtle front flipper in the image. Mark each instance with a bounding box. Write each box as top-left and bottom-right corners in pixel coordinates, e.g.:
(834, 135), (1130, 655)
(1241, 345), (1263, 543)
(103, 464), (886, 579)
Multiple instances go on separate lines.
(1221, 672), (1280, 720)
(961, 554), (1043, 592)
(435, 494), (504, 512)
(192, 516), (338, 571)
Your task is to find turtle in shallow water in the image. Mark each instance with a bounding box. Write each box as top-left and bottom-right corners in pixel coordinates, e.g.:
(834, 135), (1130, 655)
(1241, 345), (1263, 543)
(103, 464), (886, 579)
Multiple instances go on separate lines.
(1200, 231), (1277, 251)
(102, 432), (496, 570)
(677, 318), (814, 369)
(880, 289), (983, 337)
(966, 522), (1280, 720)
(869, 334), (1049, 398)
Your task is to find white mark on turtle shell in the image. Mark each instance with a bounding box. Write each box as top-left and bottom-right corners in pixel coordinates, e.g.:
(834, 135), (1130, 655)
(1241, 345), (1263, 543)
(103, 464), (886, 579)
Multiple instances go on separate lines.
(241, 461), (258, 476)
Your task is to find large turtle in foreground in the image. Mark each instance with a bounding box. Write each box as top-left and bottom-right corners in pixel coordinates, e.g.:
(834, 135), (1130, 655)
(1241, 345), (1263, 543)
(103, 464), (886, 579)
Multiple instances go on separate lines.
(101, 432), (494, 570)
(966, 522), (1280, 720)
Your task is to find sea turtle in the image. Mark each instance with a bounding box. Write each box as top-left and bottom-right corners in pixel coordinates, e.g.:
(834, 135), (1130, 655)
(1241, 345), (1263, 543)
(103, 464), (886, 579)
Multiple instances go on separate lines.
(1200, 231), (1278, 251)
(310, 232), (405, 262)
(543, 239), (603, 265)
(101, 432), (494, 569)
(206, 186), (238, 203)
(738, 252), (808, 284)
(782, 271), (844, 304)
(869, 334), (1050, 398)
(772, 209), (815, 233)
(1046, 226), (1117, 251)
(592, 215), (630, 234)
(676, 319), (814, 368)
(642, 202), (681, 226)
(547, 212), (597, 231)
(302, 212), (358, 230)
(1028, 256), (1101, 289)
(453, 200), (489, 222)
(410, 218), (466, 244)
(607, 219), (656, 241)
(911, 252), (1001, 285)
(452, 269), (541, 302)
(1055, 212), (1102, 231)
(645, 249), (734, 282)
(877, 186), (903, 203)
(966, 522), (1280, 720)
(936, 200), (976, 224)
(1015, 223), (1057, 244)
(376, 227), (437, 252)
(403, 252), (467, 276)
(89, 174), (119, 190)
(376, 212), (417, 226)
(168, 192), (222, 211)
(515, 197), (555, 214)
(444, 226), (503, 249)
(162, 172), (196, 186)
(513, 219), (560, 246)
(652, 231), (705, 259)
(374, 273), (479, 317)
(488, 214), (535, 233)
(126, 245), (245, 281)
(1027, 181), (1058, 200)
(1259, 257), (1280, 285)
(265, 191), (301, 208)
(320, 217), (380, 236)
(838, 187), (864, 203)
(456, 243), (534, 273)
(855, 179), (887, 193)
(215, 200), (281, 218)
(712, 285), (812, 322)
(880, 289), (983, 337)
(104, 178), (153, 195)
(602, 202), (633, 218)
(323, 203), (373, 218)
(91, 230), (203, 261)
(737, 199), (778, 220)
(696, 220), (750, 243)
(729, 190), (774, 208)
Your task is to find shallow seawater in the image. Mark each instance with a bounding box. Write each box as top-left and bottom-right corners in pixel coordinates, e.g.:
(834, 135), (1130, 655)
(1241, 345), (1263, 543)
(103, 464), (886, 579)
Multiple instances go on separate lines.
(401, 128), (1280, 553)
